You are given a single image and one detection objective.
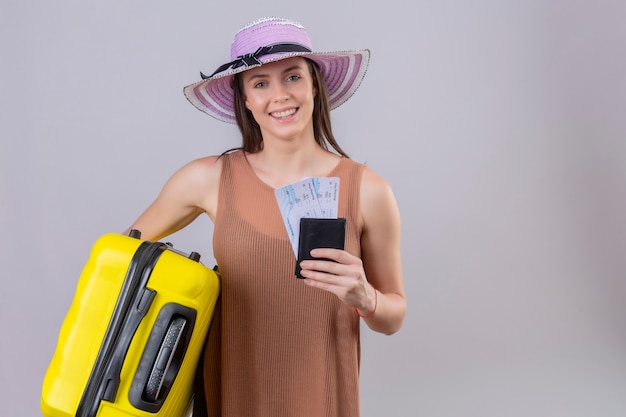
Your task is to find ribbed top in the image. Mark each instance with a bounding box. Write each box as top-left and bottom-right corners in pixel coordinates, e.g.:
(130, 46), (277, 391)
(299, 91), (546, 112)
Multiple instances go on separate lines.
(202, 150), (365, 417)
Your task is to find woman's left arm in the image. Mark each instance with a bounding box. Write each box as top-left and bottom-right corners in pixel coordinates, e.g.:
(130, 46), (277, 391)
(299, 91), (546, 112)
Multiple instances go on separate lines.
(300, 167), (406, 335)
(355, 167), (406, 334)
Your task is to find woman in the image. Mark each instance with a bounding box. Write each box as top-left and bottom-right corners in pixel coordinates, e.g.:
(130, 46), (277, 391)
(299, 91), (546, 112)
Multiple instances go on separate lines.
(126, 17), (406, 417)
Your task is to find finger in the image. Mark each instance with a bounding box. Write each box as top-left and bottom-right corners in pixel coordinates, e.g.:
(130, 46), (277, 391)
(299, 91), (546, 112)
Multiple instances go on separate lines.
(302, 275), (338, 293)
(300, 259), (346, 276)
(309, 248), (352, 263)
(299, 267), (344, 285)
(302, 272), (364, 307)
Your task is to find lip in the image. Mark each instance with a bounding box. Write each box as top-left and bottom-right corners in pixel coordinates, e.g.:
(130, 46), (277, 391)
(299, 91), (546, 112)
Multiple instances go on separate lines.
(269, 107), (299, 121)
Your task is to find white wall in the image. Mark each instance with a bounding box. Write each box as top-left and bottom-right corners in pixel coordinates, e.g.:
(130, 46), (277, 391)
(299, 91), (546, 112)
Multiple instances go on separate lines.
(2, 1), (626, 416)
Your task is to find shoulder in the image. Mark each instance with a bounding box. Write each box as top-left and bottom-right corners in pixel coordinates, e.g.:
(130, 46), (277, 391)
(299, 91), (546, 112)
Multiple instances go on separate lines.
(359, 166), (400, 232)
(360, 166), (396, 204)
(162, 154), (225, 215)
(170, 153), (226, 187)
(182, 154), (223, 175)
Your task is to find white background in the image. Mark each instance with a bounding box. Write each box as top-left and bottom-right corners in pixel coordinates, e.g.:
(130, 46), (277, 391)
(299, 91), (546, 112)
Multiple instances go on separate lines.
(2, 1), (626, 416)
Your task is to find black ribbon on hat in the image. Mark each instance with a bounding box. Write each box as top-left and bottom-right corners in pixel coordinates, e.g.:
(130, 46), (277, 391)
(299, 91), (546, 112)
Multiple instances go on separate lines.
(200, 43), (312, 79)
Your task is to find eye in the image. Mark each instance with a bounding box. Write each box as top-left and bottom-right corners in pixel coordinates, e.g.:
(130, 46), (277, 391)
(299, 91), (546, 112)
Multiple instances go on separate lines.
(286, 74), (301, 82)
(253, 81), (267, 88)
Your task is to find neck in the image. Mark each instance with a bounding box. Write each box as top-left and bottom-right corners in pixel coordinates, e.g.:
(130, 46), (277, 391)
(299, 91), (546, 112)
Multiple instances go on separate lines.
(245, 143), (340, 188)
(257, 125), (318, 166)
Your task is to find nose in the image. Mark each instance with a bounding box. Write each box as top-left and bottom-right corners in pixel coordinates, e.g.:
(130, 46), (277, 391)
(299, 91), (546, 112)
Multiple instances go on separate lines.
(270, 82), (289, 102)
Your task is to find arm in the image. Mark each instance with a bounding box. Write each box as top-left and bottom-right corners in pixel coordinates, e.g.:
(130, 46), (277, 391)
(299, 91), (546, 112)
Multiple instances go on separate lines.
(124, 155), (222, 242)
(299, 167), (406, 335)
(356, 167), (406, 334)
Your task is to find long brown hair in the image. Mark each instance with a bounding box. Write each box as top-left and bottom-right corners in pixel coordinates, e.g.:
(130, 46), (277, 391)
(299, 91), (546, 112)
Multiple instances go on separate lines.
(229, 58), (349, 157)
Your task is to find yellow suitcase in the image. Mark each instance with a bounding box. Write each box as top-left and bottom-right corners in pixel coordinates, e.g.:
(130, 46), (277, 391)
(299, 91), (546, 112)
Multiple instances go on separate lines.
(41, 230), (220, 417)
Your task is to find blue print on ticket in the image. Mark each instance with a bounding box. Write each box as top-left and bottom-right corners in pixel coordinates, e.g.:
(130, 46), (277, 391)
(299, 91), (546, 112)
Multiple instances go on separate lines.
(274, 177), (340, 257)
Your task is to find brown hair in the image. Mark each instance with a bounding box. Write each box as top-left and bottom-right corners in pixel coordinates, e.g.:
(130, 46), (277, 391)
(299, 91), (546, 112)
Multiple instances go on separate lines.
(228, 58), (349, 158)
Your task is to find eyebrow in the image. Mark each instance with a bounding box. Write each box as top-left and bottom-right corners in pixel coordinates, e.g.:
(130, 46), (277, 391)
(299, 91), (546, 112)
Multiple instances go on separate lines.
(246, 64), (305, 81)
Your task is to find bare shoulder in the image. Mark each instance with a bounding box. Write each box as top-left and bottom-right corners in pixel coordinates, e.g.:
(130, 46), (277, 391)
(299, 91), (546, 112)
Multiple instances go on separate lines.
(360, 165), (393, 194)
(125, 154), (225, 240)
(176, 154), (223, 185)
(359, 166), (400, 230)
(164, 154), (224, 220)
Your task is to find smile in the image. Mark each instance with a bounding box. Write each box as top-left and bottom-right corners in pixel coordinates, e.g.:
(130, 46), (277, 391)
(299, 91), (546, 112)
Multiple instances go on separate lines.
(270, 108), (298, 119)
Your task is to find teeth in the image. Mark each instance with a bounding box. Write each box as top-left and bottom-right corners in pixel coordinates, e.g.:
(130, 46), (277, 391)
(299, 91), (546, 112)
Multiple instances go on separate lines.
(272, 108), (296, 118)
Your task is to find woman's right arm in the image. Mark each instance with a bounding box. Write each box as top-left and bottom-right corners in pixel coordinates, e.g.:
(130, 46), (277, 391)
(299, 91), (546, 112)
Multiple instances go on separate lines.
(123, 155), (222, 242)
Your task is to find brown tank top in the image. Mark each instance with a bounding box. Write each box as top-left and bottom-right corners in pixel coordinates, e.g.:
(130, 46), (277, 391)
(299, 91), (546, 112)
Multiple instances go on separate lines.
(202, 150), (365, 417)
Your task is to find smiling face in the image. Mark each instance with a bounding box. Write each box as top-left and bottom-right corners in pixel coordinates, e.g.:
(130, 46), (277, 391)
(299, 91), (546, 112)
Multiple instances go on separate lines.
(240, 57), (317, 143)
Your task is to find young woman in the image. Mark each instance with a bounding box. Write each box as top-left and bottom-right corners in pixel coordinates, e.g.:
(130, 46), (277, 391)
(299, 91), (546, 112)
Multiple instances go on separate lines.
(126, 17), (406, 417)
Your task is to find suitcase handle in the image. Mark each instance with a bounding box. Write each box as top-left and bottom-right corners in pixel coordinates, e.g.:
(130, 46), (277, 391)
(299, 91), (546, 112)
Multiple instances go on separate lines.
(144, 316), (187, 401)
(129, 303), (197, 413)
(77, 241), (164, 417)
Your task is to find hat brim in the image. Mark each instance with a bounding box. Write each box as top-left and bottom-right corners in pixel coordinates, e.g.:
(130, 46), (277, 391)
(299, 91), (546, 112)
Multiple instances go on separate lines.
(183, 49), (370, 124)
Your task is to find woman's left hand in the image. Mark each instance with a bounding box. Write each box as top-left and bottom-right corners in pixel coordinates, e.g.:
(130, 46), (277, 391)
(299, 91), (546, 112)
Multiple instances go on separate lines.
(298, 248), (376, 315)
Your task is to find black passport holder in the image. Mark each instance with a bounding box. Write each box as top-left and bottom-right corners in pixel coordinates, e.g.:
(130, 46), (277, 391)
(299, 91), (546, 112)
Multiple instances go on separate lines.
(295, 217), (346, 278)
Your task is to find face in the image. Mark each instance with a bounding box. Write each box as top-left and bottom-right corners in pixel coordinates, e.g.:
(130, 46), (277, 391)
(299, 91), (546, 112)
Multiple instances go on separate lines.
(240, 57), (317, 142)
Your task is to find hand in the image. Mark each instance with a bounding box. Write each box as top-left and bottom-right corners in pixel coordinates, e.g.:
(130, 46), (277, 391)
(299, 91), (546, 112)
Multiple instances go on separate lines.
(299, 248), (376, 315)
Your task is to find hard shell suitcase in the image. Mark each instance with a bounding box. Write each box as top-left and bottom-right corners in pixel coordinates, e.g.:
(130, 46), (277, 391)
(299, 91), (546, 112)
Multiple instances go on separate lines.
(41, 230), (220, 417)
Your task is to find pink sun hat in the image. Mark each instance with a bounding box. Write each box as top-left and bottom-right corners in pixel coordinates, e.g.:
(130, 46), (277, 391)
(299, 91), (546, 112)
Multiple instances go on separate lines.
(183, 17), (370, 123)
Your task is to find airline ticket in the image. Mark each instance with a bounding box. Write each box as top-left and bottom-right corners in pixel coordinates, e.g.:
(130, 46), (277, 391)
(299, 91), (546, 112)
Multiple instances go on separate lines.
(274, 177), (340, 257)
